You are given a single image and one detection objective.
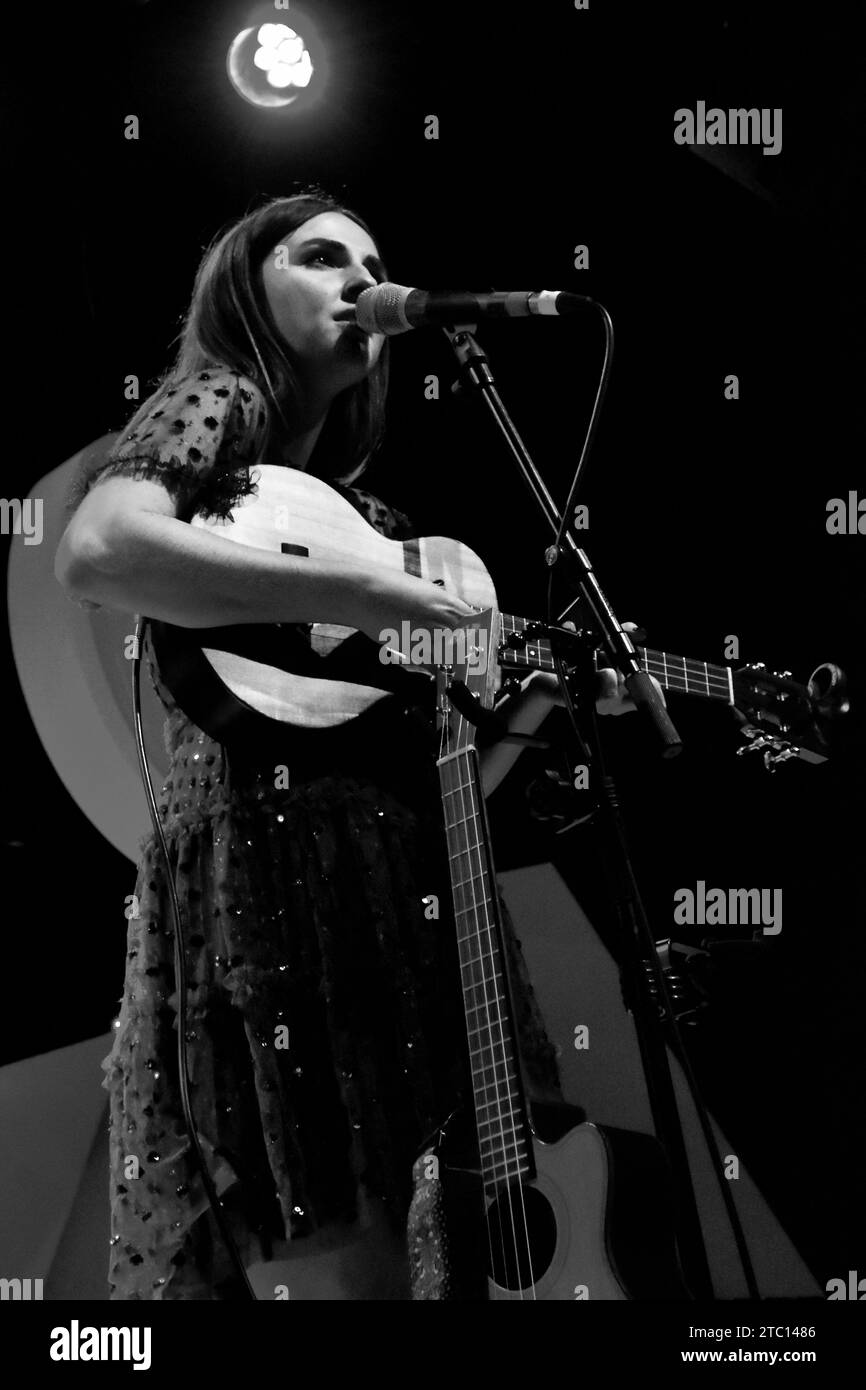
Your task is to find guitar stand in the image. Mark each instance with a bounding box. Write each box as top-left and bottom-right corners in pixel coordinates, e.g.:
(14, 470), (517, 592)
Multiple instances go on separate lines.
(441, 319), (762, 1301)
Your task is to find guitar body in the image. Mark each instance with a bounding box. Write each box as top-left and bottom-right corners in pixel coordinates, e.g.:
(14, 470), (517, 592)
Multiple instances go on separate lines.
(150, 466), (499, 756)
(484, 1114), (689, 1300)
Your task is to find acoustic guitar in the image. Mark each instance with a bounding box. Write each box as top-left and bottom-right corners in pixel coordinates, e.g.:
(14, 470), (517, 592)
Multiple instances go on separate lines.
(424, 607), (690, 1299)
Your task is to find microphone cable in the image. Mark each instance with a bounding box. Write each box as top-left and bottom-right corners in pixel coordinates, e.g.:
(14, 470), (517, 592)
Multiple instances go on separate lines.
(541, 307), (760, 1300)
(130, 614), (258, 1301)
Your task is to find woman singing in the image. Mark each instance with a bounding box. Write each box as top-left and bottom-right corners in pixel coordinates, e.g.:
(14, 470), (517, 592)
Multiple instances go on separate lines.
(55, 190), (639, 1301)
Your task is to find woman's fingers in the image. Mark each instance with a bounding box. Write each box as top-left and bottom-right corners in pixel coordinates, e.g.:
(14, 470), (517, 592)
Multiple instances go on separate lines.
(596, 667), (626, 714)
(596, 668), (666, 715)
(542, 618), (664, 714)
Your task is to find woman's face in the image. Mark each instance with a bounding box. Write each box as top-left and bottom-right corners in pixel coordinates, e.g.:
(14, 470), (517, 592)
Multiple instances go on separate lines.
(260, 211), (386, 401)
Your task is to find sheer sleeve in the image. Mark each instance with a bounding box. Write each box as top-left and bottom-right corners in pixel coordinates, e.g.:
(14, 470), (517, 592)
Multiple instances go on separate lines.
(335, 482), (416, 540)
(66, 369), (269, 522)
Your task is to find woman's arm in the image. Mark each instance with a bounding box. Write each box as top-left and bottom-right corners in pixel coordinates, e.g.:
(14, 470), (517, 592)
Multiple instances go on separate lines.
(55, 475), (477, 636)
(478, 671), (560, 797)
(56, 476), (387, 629)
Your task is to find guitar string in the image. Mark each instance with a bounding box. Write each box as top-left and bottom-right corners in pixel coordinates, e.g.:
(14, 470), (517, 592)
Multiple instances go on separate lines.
(447, 710), (519, 1300)
(447, 688), (536, 1299)
(438, 708), (502, 1297)
(462, 717), (537, 1300)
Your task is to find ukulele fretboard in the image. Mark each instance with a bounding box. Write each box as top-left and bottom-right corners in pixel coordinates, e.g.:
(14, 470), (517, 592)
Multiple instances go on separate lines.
(499, 614), (734, 703)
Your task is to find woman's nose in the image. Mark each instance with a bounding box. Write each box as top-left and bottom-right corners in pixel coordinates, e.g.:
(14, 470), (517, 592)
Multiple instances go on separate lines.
(342, 268), (379, 302)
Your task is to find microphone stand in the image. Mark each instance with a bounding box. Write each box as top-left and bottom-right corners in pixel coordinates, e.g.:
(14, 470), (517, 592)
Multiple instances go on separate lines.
(441, 320), (721, 1301)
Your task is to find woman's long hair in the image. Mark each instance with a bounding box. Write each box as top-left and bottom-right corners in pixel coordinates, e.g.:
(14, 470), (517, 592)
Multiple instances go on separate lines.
(115, 190), (390, 486)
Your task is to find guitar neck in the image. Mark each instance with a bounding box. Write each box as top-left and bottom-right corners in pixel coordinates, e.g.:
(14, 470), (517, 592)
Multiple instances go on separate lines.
(439, 746), (535, 1196)
(499, 614), (734, 704)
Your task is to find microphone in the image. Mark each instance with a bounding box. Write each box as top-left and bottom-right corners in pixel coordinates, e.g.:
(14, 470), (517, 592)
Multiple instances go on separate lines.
(354, 283), (592, 336)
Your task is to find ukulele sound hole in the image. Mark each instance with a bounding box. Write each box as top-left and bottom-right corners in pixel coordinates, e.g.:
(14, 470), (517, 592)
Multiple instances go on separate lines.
(486, 1183), (557, 1292)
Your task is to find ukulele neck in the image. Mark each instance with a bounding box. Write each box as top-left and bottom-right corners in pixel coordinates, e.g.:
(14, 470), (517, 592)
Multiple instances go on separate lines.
(498, 614), (734, 704)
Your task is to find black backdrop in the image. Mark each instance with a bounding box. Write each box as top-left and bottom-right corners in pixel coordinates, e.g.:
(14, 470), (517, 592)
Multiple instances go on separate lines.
(1, 0), (863, 1290)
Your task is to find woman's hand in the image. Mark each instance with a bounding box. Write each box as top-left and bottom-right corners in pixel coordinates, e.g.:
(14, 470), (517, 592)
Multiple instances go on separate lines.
(594, 666), (666, 715)
(355, 570), (479, 645)
(530, 622), (666, 715)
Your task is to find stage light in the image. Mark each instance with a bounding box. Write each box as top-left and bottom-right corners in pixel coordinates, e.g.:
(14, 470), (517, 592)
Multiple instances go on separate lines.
(226, 6), (324, 111)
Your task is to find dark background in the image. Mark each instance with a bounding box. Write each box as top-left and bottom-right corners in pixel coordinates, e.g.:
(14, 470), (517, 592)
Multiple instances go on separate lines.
(1, 0), (863, 1289)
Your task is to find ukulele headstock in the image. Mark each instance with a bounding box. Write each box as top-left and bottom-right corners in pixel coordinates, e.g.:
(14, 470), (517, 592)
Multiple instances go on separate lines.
(731, 660), (849, 770)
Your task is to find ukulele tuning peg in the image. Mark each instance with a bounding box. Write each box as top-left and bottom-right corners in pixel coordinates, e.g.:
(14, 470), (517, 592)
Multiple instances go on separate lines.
(763, 745), (798, 771)
(736, 726), (798, 771)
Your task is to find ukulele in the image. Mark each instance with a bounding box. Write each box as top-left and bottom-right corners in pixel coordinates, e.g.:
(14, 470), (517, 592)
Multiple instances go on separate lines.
(150, 466), (845, 770)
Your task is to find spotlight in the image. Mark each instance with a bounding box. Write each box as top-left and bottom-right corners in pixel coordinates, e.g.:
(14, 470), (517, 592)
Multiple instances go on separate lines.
(227, 5), (326, 110)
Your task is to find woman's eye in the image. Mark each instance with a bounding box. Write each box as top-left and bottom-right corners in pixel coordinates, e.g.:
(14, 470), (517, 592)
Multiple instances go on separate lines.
(309, 253), (332, 266)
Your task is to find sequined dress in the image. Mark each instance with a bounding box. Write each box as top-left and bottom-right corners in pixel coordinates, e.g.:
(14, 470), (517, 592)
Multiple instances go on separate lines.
(71, 368), (563, 1300)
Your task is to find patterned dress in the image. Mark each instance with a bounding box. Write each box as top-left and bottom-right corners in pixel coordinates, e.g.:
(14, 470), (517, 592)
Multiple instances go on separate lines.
(70, 368), (563, 1300)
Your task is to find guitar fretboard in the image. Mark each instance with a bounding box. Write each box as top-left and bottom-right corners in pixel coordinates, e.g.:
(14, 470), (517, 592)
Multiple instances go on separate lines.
(439, 748), (533, 1196)
(499, 613), (733, 703)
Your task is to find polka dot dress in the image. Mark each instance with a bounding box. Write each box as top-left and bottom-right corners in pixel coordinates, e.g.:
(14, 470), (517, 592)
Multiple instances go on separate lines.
(75, 368), (563, 1299)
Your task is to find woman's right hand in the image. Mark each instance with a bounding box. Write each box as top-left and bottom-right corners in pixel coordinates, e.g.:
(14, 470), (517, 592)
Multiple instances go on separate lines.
(354, 569), (480, 645)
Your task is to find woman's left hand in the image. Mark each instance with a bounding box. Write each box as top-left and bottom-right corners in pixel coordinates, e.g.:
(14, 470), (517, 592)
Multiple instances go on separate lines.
(593, 666), (666, 716)
(530, 621), (666, 716)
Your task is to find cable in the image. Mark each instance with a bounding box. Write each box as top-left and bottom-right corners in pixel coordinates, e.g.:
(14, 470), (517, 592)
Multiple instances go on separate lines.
(541, 313), (761, 1299)
(131, 614), (258, 1302)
